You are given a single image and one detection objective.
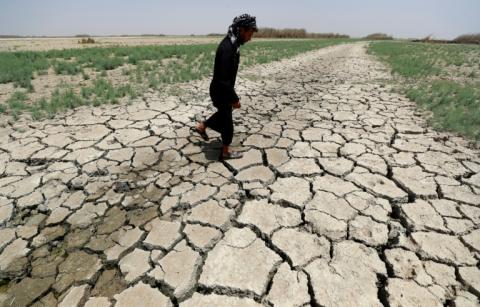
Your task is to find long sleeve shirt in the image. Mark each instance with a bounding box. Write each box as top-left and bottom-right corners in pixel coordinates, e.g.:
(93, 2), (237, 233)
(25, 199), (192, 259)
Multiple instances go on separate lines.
(209, 36), (240, 106)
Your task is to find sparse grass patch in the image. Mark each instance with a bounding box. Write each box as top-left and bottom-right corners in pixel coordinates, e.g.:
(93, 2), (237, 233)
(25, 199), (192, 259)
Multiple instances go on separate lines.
(1, 79), (137, 120)
(54, 60), (82, 75)
(0, 51), (49, 89)
(0, 38), (353, 119)
(94, 56), (124, 71)
(369, 41), (480, 141)
(406, 81), (480, 140)
(45, 88), (86, 116)
(7, 91), (29, 119)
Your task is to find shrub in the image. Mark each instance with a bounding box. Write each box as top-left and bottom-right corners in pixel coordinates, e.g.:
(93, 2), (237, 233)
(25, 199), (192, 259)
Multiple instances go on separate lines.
(7, 91), (28, 108)
(0, 51), (49, 89)
(94, 56), (123, 71)
(54, 60), (82, 75)
(78, 37), (95, 44)
(412, 35), (452, 44)
(365, 33), (393, 40)
(453, 33), (480, 45)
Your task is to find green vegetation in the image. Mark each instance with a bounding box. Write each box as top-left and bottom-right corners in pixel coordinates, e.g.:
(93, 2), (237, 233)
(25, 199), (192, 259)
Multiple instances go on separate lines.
(0, 52), (49, 90)
(6, 91), (29, 119)
(0, 38), (352, 120)
(0, 79), (137, 120)
(369, 41), (480, 141)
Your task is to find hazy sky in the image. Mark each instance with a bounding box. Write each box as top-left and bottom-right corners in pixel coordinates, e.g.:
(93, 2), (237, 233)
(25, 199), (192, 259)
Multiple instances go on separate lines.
(0, 0), (478, 39)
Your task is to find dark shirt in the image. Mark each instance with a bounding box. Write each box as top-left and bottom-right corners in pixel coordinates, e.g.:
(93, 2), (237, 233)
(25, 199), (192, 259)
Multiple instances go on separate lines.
(210, 36), (240, 106)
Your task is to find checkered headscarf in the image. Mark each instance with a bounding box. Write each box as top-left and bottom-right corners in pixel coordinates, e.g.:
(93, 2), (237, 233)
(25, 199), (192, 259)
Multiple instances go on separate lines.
(228, 14), (258, 45)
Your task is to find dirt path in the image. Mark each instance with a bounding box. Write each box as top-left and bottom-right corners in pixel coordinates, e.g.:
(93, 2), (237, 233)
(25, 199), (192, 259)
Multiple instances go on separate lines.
(1, 42), (479, 306)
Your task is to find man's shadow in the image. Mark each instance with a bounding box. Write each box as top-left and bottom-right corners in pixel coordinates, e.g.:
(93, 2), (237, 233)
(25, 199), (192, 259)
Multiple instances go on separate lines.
(202, 139), (224, 161)
(190, 138), (224, 162)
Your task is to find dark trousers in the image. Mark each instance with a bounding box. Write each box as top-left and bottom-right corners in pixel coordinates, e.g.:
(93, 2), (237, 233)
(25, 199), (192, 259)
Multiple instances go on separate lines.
(205, 104), (233, 146)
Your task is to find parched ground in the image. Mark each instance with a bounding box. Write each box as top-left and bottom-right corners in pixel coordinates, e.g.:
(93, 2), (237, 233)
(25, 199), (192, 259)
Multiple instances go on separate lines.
(1, 42), (479, 306)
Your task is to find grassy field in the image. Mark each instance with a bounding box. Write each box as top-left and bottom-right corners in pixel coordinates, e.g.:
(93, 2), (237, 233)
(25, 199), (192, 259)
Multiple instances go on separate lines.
(368, 41), (480, 141)
(0, 38), (352, 120)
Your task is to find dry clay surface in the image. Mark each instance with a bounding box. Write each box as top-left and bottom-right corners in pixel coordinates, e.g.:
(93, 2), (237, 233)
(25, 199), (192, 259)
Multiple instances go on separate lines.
(1, 42), (480, 307)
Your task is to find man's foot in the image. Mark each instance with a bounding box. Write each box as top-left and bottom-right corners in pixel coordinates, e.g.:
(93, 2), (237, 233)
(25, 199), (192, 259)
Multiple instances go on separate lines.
(220, 151), (243, 160)
(191, 123), (209, 141)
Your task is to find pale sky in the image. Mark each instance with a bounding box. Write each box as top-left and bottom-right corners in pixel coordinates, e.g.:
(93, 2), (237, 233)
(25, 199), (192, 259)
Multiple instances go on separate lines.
(0, 0), (478, 39)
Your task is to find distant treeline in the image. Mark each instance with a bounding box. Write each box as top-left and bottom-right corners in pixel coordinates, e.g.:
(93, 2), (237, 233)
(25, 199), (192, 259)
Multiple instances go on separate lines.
(76, 34), (167, 37)
(363, 32), (480, 45)
(254, 28), (350, 39)
(209, 28), (349, 39)
(412, 33), (480, 45)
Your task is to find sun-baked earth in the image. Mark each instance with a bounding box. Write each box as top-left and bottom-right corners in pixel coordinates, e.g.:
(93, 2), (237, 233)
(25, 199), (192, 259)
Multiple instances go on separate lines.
(0, 42), (479, 306)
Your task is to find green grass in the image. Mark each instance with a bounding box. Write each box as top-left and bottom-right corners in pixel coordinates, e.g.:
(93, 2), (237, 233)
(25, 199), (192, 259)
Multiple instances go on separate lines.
(53, 60), (83, 75)
(6, 91), (29, 119)
(3, 79), (137, 120)
(369, 41), (480, 79)
(0, 51), (49, 90)
(406, 81), (480, 139)
(0, 38), (353, 120)
(369, 41), (480, 141)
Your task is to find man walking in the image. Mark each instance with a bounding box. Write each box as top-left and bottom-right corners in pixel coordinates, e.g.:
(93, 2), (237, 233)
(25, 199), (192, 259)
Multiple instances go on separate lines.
(194, 14), (258, 160)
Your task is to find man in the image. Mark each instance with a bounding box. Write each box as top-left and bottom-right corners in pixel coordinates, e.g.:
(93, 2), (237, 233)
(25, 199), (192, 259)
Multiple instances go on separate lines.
(194, 14), (258, 160)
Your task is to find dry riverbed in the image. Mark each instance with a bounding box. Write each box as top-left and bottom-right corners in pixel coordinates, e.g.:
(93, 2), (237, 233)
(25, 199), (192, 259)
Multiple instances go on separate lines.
(0, 42), (479, 306)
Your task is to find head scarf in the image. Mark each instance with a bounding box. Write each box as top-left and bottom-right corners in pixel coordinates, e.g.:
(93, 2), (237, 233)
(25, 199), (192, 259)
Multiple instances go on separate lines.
(228, 14), (257, 45)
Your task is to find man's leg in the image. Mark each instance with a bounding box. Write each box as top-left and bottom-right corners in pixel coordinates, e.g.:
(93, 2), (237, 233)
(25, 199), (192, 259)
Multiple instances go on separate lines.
(205, 105), (232, 142)
(219, 105), (233, 147)
(204, 105), (240, 158)
(204, 109), (222, 133)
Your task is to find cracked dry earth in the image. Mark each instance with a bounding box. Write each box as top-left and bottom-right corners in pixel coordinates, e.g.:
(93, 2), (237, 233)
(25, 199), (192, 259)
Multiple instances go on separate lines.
(1, 42), (480, 307)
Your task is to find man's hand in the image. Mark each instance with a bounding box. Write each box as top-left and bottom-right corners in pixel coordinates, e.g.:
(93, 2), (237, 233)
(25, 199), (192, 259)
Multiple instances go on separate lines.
(232, 100), (241, 109)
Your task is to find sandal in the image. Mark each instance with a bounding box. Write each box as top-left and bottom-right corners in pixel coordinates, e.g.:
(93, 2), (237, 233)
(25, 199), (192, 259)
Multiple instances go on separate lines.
(221, 151), (243, 160)
(191, 126), (209, 141)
